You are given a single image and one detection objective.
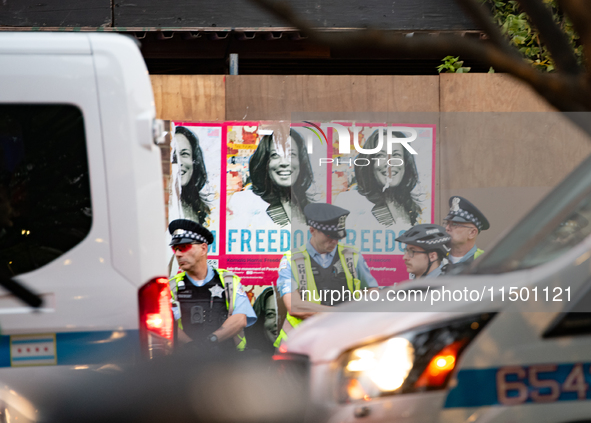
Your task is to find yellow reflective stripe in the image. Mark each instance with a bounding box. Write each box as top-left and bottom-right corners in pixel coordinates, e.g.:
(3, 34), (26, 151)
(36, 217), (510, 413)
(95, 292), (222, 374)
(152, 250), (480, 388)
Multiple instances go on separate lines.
(300, 250), (321, 304)
(171, 270), (244, 349)
(337, 245), (361, 292)
(289, 246), (361, 300)
(288, 248), (321, 304)
(169, 272), (186, 330)
(217, 269), (247, 351)
(216, 269), (231, 310)
(236, 334), (247, 351)
(273, 313), (304, 348)
(475, 248), (485, 259)
(286, 312), (303, 328)
(273, 329), (288, 348)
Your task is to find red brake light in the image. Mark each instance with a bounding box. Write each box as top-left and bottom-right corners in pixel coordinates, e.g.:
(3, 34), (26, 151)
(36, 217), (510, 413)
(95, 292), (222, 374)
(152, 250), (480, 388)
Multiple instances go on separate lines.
(139, 277), (174, 358)
(146, 313), (164, 330)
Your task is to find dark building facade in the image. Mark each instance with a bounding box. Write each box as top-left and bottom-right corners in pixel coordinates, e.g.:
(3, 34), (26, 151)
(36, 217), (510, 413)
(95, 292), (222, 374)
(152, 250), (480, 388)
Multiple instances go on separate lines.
(1, 0), (487, 74)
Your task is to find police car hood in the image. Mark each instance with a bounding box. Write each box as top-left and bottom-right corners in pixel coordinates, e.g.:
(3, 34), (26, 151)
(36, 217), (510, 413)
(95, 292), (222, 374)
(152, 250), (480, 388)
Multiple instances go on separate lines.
(284, 229), (591, 364)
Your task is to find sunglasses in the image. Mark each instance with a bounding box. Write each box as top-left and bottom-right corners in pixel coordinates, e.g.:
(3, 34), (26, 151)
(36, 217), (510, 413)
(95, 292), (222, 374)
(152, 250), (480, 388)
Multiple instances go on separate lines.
(171, 243), (198, 253)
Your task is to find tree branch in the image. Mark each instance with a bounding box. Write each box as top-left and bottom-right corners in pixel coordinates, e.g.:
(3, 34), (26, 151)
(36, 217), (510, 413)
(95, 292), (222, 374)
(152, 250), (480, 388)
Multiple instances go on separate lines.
(515, 0), (581, 74)
(455, 0), (521, 60)
(252, 0), (590, 106)
(249, 0), (591, 135)
(558, 0), (591, 76)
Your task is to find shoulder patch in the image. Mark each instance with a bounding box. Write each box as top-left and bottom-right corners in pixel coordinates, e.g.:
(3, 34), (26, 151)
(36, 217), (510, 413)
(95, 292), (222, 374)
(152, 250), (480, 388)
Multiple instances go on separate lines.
(279, 256), (289, 269)
(236, 284), (246, 296)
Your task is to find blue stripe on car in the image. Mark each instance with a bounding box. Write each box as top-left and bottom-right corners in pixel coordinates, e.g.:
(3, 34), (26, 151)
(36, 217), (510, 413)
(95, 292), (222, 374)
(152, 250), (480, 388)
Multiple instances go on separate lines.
(445, 363), (591, 408)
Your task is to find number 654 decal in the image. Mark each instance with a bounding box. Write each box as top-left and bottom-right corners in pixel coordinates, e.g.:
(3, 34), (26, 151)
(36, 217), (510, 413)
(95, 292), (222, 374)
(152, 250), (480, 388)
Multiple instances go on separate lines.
(497, 364), (589, 405)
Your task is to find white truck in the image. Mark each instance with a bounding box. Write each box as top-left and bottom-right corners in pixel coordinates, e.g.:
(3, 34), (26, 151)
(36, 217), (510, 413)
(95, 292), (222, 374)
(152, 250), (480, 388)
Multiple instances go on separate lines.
(0, 32), (171, 421)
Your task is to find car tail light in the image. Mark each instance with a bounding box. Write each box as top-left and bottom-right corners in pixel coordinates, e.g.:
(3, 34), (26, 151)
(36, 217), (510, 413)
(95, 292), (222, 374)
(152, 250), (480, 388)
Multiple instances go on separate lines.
(139, 277), (174, 359)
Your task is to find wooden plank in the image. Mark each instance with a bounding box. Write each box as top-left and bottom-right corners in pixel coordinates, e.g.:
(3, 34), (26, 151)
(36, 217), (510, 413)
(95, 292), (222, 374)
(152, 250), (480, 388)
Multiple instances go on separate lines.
(440, 73), (553, 112)
(439, 74), (591, 249)
(115, 0), (476, 30)
(226, 75), (439, 120)
(439, 74), (590, 189)
(226, 74), (442, 233)
(0, 0), (111, 27)
(150, 75), (225, 121)
(439, 112), (591, 189)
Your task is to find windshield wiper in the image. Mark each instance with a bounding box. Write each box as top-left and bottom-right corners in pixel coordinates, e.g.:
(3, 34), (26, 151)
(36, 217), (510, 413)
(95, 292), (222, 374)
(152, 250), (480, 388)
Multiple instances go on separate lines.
(0, 275), (43, 308)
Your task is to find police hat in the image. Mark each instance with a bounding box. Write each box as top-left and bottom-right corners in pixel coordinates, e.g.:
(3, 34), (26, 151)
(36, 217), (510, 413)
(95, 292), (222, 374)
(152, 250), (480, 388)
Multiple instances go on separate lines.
(168, 219), (214, 245)
(444, 196), (490, 232)
(304, 203), (350, 240)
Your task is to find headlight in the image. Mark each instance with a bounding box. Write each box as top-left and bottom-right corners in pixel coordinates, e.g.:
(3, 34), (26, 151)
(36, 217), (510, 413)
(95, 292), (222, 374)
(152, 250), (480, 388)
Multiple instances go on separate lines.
(336, 313), (494, 403)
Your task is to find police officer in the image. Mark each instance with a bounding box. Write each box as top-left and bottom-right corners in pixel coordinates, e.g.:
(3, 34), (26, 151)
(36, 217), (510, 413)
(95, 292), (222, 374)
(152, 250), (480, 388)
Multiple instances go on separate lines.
(274, 203), (378, 347)
(443, 196), (490, 272)
(395, 224), (451, 279)
(168, 219), (256, 351)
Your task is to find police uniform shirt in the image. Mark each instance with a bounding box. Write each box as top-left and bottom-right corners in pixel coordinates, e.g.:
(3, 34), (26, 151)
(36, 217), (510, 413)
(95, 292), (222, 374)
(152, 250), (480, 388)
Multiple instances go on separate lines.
(276, 241), (378, 297)
(423, 261), (447, 279)
(448, 245), (479, 265)
(171, 266), (257, 327)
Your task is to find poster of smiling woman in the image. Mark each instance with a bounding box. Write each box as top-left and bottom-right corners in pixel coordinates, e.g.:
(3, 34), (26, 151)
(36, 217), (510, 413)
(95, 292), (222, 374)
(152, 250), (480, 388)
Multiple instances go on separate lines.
(329, 123), (435, 284)
(169, 122), (222, 260)
(225, 122), (327, 284)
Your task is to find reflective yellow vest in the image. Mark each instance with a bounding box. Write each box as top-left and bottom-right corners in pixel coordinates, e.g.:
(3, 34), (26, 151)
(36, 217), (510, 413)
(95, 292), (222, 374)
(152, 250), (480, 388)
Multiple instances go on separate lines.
(273, 245), (361, 348)
(170, 269), (246, 351)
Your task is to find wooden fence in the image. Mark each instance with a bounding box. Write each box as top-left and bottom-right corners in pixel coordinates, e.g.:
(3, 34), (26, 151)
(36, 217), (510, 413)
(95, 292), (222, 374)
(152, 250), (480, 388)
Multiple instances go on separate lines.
(152, 74), (591, 249)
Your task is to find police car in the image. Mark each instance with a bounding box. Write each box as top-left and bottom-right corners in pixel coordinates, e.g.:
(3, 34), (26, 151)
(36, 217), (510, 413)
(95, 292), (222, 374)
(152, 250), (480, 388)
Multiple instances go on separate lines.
(279, 148), (591, 422)
(0, 33), (170, 420)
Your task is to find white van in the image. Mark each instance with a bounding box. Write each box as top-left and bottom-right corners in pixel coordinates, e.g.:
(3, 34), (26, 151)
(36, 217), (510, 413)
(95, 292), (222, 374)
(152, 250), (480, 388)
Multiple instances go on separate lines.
(0, 32), (171, 420)
(279, 148), (591, 422)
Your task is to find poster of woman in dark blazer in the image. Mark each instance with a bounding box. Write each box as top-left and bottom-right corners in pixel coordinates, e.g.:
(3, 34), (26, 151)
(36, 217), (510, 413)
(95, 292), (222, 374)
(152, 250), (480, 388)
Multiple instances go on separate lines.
(170, 124), (221, 255)
(226, 124), (325, 256)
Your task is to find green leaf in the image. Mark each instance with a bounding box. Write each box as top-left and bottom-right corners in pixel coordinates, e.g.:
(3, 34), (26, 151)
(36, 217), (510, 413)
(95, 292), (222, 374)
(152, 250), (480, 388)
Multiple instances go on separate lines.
(485, 0), (582, 72)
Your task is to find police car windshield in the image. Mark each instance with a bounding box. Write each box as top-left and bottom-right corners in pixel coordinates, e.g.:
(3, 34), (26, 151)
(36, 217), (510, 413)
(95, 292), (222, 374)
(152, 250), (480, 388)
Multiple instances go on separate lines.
(473, 152), (591, 274)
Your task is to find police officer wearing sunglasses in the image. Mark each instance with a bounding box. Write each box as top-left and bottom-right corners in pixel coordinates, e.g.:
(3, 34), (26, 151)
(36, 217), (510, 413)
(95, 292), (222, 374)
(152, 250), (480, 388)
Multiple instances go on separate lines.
(168, 219), (256, 351)
(443, 196), (490, 273)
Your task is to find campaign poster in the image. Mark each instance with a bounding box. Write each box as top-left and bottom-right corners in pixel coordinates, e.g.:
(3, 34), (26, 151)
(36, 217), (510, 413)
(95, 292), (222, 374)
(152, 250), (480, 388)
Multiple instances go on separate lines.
(327, 123), (436, 285)
(169, 122), (222, 266)
(225, 122), (327, 285)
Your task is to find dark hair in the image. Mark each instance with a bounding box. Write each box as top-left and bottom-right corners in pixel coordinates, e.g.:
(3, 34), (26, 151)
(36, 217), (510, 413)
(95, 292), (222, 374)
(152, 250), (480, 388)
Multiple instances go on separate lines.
(244, 287), (278, 356)
(355, 129), (421, 225)
(249, 129), (313, 211)
(174, 126), (210, 224)
(253, 286), (275, 319)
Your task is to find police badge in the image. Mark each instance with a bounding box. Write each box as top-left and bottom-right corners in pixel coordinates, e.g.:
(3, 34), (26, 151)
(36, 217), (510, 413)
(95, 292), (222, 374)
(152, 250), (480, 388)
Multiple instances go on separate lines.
(451, 197), (460, 212)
